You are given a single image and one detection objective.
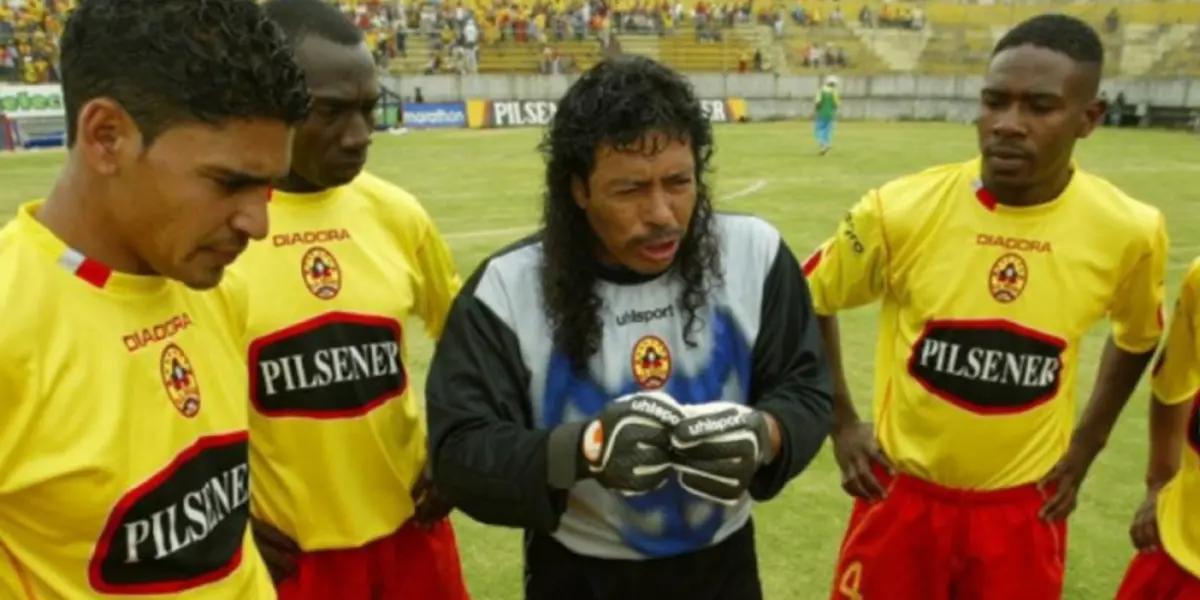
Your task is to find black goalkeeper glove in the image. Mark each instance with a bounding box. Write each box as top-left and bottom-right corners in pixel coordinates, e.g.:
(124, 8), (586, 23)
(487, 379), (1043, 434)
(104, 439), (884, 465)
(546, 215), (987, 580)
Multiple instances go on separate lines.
(670, 402), (775, 505)
(581, 391), (685, 495)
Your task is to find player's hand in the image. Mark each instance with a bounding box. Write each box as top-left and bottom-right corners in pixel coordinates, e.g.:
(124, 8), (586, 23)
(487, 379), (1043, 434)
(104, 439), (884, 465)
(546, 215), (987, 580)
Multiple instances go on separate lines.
(1038, 436), (1103, 521)
(250, 517), (300, 584)
(412, 465), (455, 529)
(670, 402), (773, 505)
(1129, 487), (1162, 552)
(582, 391), (685, 494)
(831, 420), (892, 502)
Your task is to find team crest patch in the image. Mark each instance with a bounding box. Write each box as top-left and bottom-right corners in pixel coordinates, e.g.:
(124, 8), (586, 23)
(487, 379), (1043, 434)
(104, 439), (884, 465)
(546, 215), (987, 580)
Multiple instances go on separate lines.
(301, 246), (342, 300)
(988, 253), (1028, 303)
(160, 343), (200, 417)
(631, 336), (672, 390)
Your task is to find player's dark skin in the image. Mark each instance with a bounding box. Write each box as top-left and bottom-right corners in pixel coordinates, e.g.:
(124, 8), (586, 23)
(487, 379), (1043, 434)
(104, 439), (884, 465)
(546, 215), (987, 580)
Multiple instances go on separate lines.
(252, 34), (454, 584)
(1128, 396), (1189, 552)
(823, 44), (1156, 522)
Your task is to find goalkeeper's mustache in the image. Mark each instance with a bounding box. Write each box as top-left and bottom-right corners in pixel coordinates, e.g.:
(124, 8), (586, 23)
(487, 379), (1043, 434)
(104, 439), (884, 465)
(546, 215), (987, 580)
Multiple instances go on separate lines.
(629, 227), (686, 248)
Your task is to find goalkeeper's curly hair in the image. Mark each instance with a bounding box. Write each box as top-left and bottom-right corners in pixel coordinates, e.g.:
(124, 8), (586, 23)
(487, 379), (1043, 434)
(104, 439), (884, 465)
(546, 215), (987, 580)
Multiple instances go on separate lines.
(60, 0), (311, 148)
(539, 56), (721, 369)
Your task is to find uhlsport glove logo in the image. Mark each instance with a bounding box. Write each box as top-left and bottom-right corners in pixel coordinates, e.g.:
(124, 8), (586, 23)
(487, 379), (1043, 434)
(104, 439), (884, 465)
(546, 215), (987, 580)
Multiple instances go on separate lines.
(583, 391), (685, 494)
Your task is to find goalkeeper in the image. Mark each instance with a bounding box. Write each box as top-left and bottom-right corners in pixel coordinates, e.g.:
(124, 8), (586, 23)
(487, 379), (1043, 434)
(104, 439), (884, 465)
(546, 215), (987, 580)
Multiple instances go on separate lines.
(425, 56), (833, 600)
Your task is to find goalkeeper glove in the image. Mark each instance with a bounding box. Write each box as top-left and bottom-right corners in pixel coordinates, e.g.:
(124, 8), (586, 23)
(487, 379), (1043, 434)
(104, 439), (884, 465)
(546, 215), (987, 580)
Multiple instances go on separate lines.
(581, 391), (685, 494)
(670, 402), (774, 505)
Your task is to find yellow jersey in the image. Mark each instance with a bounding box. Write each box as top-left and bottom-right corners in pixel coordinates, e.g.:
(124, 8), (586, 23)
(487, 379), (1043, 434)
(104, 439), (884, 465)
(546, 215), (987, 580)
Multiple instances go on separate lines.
(0, 203), (274, 599)
(1151, 258), (1200, 579)
(230, 172), (461, 551)
(806, 158), (1166, 490)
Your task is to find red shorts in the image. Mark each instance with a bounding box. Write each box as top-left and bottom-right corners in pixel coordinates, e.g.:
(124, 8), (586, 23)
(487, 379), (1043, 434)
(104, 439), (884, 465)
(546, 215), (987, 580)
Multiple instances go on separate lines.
(1117, 549), (1200, 600)
(830, 467), (1066, 600)
(278, 518), (470, 600)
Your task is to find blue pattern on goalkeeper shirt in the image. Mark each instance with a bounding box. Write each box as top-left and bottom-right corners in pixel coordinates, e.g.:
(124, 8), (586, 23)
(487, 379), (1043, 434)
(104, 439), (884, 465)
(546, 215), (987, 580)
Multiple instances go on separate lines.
(541, 309), (753, 557)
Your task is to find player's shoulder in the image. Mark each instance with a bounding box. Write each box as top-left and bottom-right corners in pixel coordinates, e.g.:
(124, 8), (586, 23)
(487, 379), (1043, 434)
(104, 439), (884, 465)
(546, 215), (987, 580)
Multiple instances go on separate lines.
(873, 160), (970, 216)
(714, 212), (780, 240)
(0, 220), (52, 364)
(475, 233), (544, 287)
(714, 211), (783, 262)
(349, 171), (440, 243)
(467, 233), (544, 314)
(1072, 168), (1163, 234)
(1182, 257), (1200, 297)
(350, 171), (432, 221)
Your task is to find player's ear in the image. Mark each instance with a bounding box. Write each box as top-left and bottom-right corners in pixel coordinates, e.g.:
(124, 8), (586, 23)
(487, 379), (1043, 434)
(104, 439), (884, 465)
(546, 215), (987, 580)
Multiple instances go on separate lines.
(75, 97), (142, 176)
(1078, 97), (1105, 140)
(571, 176), (590, 210)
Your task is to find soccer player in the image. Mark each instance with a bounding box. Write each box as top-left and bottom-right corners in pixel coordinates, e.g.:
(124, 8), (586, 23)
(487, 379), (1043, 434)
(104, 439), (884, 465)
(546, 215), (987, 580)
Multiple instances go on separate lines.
(806, 15), (1167, 599)
(1116, 259), (1200, 599)
(0, 1), (309, 598)
(426, 56), (833, 599)
(232, 1), (469, 598)
(814, 76), (839, 155)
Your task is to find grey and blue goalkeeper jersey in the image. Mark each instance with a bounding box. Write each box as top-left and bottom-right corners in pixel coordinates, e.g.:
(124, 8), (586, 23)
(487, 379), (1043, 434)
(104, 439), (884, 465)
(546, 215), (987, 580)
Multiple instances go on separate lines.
(427, 214), (833, 560)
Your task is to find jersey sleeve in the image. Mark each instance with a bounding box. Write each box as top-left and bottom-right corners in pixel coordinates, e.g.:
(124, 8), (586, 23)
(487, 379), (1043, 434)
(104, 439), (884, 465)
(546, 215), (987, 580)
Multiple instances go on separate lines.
(425, 265), (570, 532)
(803, 190), (889, 316)
(0, 347), (31, 494)
(748, 240), (834, 500)
(412, 217), (463, 341)
(1110, 213), (1167, 354)
(1151, 260), (1200, 406)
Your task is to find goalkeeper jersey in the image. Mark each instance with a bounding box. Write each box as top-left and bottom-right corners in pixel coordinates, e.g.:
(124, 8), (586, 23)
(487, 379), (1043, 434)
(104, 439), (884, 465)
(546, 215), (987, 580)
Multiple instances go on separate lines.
(1150, 258), (1200, 579)
(0, 203), (273, 599)
(805, 158), (1166, 490)
(228, 172), (461, 551)
(427, 214), (833, 560)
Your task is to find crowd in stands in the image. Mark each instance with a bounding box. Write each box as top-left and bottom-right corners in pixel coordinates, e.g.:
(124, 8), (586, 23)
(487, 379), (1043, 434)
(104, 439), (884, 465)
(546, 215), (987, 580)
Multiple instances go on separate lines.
(0, 0), (72, 84)
(786, 2), (921, 30)
(338, 0), (771, 74)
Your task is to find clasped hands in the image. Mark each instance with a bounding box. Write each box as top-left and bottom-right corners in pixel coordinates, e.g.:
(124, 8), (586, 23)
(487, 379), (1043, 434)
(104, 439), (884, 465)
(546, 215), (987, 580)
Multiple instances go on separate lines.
(580, 391), (776, 505)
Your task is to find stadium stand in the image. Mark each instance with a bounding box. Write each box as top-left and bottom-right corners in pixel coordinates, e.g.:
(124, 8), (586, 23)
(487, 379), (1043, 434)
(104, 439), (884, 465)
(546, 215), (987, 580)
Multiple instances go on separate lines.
(2, 1), (1197, 81)
(0, 0), (72, 84)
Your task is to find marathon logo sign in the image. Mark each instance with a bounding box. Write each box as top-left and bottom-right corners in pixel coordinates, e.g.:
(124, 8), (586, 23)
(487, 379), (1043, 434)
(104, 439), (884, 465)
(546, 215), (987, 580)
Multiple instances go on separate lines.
(88, 433), (249, 594)
(402, 102), (467, 129)
(249, 312), (406, 418)
(466, 98), (747, 128)
(907, 319), (1066, 414)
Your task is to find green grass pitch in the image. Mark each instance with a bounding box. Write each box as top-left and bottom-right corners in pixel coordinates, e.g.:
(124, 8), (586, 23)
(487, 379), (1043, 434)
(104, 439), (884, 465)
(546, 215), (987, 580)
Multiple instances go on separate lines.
(2, 120), (1198, 599)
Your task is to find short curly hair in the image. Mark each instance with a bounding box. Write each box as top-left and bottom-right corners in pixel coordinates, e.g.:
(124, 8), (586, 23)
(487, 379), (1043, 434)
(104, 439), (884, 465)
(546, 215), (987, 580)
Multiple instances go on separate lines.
(60, 0), (311, 148)
(539, 56), (721, 368)
(993, 14), (1104, 67)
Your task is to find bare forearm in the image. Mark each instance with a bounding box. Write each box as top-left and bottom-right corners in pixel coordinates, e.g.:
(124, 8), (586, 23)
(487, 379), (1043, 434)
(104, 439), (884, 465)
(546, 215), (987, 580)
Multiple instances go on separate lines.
(817, 314), (858, 429)
(1146, 396), (1188, 489)
(1075, 338), (1156, 450)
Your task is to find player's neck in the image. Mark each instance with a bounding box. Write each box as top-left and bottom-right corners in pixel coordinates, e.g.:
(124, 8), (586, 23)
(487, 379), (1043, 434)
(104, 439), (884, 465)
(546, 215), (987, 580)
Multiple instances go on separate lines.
(39, 166), (153, 275)
(274, 172), (328, 195)
(985, 167), (1074, 208)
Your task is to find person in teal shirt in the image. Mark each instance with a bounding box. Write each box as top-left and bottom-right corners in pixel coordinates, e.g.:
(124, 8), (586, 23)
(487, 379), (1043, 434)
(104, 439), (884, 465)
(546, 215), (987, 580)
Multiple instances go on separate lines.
(814, 77), (839, 155)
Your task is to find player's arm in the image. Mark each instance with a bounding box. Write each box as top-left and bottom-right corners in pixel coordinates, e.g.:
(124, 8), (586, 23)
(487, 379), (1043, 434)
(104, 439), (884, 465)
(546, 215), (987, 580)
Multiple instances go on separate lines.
(743, 239), (834, 500)
(805, 191), (891, 500)
(1131, 262), (1200, 550)
(425, 266), (574, 532)
(412, 215), (463, 340)
(1040, 216), (1168, 521)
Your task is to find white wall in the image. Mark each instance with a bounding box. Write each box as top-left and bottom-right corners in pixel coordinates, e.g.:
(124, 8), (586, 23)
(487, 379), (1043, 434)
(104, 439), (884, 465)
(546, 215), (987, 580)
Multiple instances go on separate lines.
(380, 73), (1200, 121)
